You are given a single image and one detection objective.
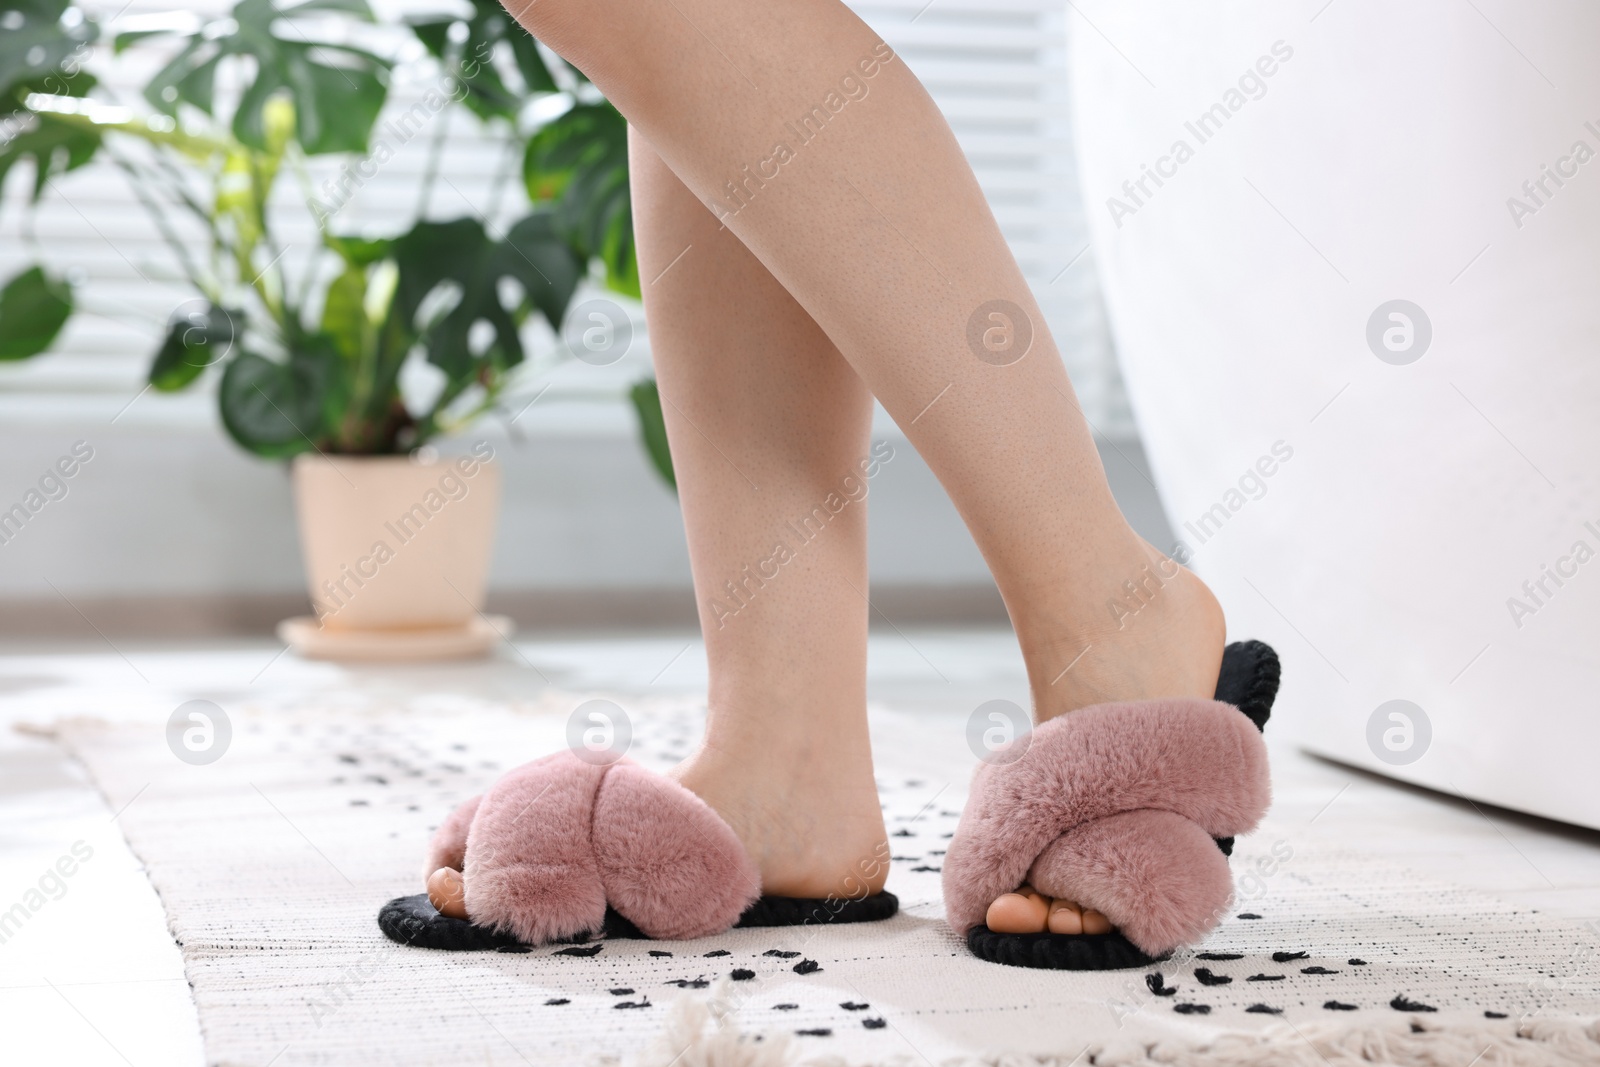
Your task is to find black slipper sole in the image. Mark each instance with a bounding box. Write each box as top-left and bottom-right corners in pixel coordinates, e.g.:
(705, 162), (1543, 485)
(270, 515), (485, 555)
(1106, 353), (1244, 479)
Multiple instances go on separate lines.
(965, 639), (1280, 971)
(379, 889), (900, 951)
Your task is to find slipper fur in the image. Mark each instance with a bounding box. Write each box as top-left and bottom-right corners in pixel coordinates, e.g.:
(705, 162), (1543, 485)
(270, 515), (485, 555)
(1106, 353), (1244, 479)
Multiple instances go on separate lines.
(943, 642), (1277, 962)
(428, 751), (759, 944)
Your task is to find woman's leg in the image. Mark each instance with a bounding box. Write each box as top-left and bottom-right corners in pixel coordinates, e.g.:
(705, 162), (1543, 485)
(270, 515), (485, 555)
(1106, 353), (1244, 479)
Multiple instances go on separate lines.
(516, 0), (1223, 728)
(631, 129), (887, 899)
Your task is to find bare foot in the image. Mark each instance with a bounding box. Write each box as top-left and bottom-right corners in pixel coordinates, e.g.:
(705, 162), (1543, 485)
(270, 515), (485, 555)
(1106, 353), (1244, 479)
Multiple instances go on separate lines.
(671, 729), (889, 900)
(988, 543), (1227, 936)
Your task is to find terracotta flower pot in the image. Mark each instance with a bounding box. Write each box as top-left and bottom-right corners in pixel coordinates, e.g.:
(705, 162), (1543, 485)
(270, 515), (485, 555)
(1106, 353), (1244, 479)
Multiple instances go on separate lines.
(282, 445), (504, 657)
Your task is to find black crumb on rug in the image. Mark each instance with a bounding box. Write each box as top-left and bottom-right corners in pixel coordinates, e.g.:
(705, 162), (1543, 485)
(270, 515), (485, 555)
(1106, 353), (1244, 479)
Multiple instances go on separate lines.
(1173, 1003), (1211, 1015)
(1392, 995), (1438, 1013)
(793, 959), (822, 975)
(1196, 952), (1243, 961)
(1302, 966), (1340, 975)
(863, 1017), (886, 1029)
(1145, 973), (1177, 997)
(796, 1028), (832, 1037)
(1272, 951), (1309, 963)
(1325, 1001), (1359, 1011)
(1194, 968), (1232, 986)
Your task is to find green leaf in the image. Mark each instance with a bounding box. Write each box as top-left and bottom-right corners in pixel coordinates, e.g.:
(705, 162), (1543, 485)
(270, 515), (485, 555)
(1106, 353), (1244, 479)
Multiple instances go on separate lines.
(628, 378), (675, 491)
(0, 265), (72, 360)
(217, 348), (329, 458)
(0, 112), (100, 200)
(0, 0), (97, 107)
(321, 266), (367, 361)
(324, 233), (392, 267)
(523, 101), (637, 297)
(497, 210), (580, 327)
(147, 303), (235, 390)
(408, 0), (557, 122)
(131, 0), (390, 156)
(389, 217), (518, 380)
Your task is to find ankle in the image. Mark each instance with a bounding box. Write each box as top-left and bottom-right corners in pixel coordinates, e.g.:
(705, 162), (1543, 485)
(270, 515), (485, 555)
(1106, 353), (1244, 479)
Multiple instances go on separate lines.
(1016, 550), (1226, 722)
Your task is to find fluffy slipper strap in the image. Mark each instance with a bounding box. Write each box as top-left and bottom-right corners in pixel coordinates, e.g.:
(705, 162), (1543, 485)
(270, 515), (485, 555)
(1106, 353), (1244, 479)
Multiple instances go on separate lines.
(943, 697), (1271, 937)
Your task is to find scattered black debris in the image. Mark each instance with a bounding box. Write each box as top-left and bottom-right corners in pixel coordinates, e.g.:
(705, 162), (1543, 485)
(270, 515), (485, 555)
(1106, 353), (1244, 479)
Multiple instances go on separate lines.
(1324, 1001), (1359, 1012)
(1272, 951), (1309, 963)
(793, 959), (822, 975)
(1348, 959), (1368, 966)
(1196, 952), (1244, 961)
(1302, 966), (1340, 975)
(1485, 1011), (1508, 1019)
(796, 1028), (832, 1037)
(863, 1018), (887, 1030)
(892, 829), (914, 837)
(544, 998), (570, 1006)
(614, 999), (652, 1010)
(1194, 968), (1232, 986)
(1245, 1004), (1283, 1015)
(840, 1002), (870, 1011)
(349, 799), (369, 806)
(1173, 1003), (1211, 1015)
(338, 754), (359, 764)
(731, 969), (756, 981)
(929, 849), (947, 856)
(366, 775), (389, 786)
(704, 949), (731, 957)
(910, 865), (942, 873)
(773, 1004), (799, 1011)
(496, 945), (531, 954)
(554, 944), (603, 957)
(940, 832), (954, 839)
(764, 950), (800, 958)
(649, 950), (673, 957)
(890, 856), (920, 862)
(1145, 973), (1177, 997)
(1247, 975), (1285, 982)
(1391, 995), (1438, 1013)
(609, 988), (635, 996)
(666, 978), (710, 989)
(1237, 913), (1262, 920)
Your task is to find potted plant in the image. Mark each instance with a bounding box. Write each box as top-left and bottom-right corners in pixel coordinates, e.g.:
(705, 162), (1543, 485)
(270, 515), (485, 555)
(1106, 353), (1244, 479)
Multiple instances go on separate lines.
(1, 0), (675, 656)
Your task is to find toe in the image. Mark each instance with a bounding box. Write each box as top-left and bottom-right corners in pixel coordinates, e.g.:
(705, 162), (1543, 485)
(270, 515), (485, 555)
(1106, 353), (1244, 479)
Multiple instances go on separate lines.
(1047, 899), (1083, 934)
(986, 889), (1049, 933)
(427, 867), (468, 919)
(1081, 907), (1112, 935)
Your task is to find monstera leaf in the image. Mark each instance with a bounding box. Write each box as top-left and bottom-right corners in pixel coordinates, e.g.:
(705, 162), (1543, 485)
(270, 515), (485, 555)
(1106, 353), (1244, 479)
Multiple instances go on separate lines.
(218, 342), (338, 457)
(628, 379), (674, 491)
(524, 101), (636, 297)
(0, 266), (72, 361)
(125, 0), (389, 155)
(389, 213), (580, 381)
(409, 0), (558, 122)
(148, 302), (237, 391)
(0, 0), (96, 106)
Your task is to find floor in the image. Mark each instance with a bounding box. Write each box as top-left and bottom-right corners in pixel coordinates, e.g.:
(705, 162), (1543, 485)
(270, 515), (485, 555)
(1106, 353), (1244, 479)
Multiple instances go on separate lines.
(2, 631), (1597, 1066)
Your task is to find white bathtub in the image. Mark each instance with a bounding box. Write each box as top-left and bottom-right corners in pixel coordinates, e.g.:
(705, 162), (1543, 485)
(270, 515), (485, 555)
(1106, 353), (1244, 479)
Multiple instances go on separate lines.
(1070, 1), (1600, 829)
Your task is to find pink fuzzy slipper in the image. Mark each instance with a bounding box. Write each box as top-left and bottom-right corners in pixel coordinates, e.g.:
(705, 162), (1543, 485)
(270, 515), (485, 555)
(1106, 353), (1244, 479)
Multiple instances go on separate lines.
(944, 640), (1279, 969)
(379, 751), (898, 950)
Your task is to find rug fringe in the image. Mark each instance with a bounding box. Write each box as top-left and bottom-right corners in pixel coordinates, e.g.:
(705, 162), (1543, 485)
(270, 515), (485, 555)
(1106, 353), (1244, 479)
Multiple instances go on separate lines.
(631, 1005), (1600, 1067)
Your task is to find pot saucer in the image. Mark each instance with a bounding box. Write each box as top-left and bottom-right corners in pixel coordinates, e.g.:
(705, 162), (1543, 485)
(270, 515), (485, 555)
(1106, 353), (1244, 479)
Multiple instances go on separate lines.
(276, 615), (514, 662)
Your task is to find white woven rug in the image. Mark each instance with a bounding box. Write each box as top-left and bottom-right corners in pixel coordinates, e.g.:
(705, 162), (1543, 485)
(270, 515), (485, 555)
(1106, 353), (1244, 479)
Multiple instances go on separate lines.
(50, 694), (1600, 1066)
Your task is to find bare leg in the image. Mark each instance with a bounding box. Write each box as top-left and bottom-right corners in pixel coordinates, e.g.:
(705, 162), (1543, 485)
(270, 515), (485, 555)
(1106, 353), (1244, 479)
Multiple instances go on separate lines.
(513, 0), (1224, 923)
(632, 130), (887, 899)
